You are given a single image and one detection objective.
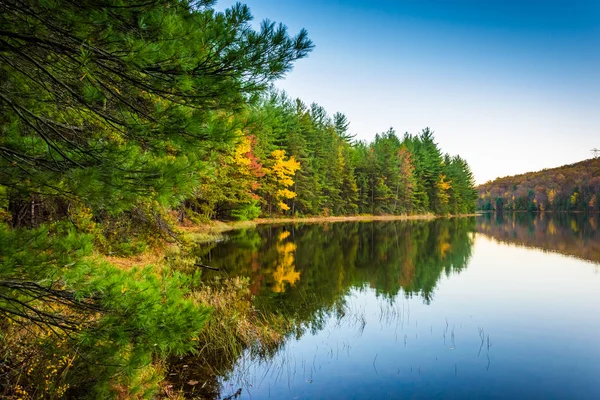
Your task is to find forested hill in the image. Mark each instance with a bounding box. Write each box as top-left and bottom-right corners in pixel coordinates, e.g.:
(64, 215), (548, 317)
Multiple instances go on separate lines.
(477, 158), (600, 211)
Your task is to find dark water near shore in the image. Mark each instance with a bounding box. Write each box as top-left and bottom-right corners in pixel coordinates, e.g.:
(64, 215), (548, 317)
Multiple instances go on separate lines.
(202, 213), (600, 399)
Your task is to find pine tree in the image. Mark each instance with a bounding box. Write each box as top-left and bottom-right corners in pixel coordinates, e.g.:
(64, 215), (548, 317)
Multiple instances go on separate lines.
(1, 1), (313, 395)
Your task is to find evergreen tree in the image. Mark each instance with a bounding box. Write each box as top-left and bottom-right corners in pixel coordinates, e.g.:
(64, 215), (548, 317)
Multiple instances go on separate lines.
(1, 1), (312, 395)
(333, 112), (356, 143)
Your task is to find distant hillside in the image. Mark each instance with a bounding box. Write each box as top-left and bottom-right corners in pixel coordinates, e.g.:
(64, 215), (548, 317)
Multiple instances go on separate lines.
(477, 158), (600, 211)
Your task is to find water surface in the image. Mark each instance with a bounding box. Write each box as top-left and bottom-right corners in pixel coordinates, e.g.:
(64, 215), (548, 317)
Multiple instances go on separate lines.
(198, 214), (600, 399)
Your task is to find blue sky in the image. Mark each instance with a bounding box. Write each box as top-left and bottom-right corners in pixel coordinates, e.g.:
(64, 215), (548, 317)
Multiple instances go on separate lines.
(218, 0), (600, 183)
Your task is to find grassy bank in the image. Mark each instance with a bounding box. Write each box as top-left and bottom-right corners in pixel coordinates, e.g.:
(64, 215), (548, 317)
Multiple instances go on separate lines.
(177, 212), (480, 236)
(168, 214), (439, 248)
(105, 214), (477, 273)
(254, 213), (438, 224)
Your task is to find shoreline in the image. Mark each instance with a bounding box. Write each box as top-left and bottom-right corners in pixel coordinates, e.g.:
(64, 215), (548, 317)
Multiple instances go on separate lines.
(179, 213), (481, 243)
(107, 213), (481, 266)
(253, 213), (481, 225)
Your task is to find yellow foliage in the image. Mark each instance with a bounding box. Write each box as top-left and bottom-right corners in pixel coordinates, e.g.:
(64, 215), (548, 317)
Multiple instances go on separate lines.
(548, 189), (556, 205)
(278, 231), (290, 241)
(437, 227), (451, 258)
(571, 219), (579, 233)
(233, 135), (252, 167)
(570, 192), (579, 205)
(277, 241), (297, 256)
(264, 149), (301, 212)
(439, 242), (451, 258)
(269, 149), (300, 187)
(438, 174), (451, 191)
(272, 264), (300, 292)
(277, 188), (296, 200)
(548, 219), (556, 235)
(436, 174), (451, 206)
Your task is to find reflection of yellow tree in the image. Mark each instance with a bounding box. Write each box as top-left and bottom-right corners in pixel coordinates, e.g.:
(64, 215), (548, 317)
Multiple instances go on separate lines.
(437, 227), (451, 259)
(272, 231), (300, 293)
(548, 219), (557, 235)
(399, 241), (416, 287)
(570, 219), (579, 233)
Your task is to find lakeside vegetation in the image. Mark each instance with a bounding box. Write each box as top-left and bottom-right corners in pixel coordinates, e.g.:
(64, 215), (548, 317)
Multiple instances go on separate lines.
(477, 158), (600, 212)
(0, 1), (476, 398)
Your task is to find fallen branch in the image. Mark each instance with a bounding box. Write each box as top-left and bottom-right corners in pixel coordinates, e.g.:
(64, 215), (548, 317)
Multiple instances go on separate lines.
(194, 263), (219, 271)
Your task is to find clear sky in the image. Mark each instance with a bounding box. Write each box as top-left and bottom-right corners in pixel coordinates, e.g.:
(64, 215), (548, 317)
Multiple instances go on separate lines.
(217, 0), (600, 184)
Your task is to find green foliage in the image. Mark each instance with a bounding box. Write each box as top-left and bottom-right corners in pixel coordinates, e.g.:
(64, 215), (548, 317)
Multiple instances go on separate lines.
(0, 0), (479, 396)
(230, 201), (262, 221)
(194, 218), (477, 329)
(0, 222), (210, 397)
(1, 0), (313, 223)
(228, 94), (477, 218)
(1, 0), (311, 397)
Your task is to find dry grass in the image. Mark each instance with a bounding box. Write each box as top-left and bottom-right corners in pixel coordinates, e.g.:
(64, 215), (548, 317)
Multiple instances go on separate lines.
(161, 277), (289, 400)
(254, 213), (439, 225)
(192, 277), (287, 359)
(101, 213), (471, 272)
(177, 221), (257, 244)
(0, 319), (76, 399)
(102, 244), (171, 270)
(176, 213), (477, 240)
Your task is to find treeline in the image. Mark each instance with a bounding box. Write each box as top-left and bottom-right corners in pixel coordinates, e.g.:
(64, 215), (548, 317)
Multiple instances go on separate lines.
(190, 93), (478, 221)
(477, 158), (600, 212)
(0, 4), (478, 233)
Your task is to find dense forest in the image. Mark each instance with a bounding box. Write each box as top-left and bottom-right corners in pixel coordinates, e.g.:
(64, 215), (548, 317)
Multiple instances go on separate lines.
(477, 158), (600, 212)
(190, 96), (478, 220)
(0, 0), (476, 398)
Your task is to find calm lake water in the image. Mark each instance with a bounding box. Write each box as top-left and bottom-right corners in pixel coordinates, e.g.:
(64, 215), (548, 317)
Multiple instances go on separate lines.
(195, 213), (600, 399)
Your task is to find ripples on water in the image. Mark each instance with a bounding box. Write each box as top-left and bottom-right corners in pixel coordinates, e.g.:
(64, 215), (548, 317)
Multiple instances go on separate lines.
(191, 213), (600, 399)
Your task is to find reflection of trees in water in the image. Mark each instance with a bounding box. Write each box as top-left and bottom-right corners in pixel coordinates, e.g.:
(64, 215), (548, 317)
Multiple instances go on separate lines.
(175, 214), (597, 397)
(477, 212), (600, 264)
(272, 231), (300, 292)
(203, 218), (476, 326)
(180, 218), (476, 398)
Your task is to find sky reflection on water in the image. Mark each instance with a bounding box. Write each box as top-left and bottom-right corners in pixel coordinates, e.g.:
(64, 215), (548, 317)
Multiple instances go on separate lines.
(213, 215), (600, 399)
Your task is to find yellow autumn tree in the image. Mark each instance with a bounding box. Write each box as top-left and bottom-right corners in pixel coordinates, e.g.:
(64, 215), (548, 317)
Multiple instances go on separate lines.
(262, 149), (301, 214)
(547, 189), (556, 206)
(589, 194), (597, 209)
(232, 134), (252, 168)
(194, 131), (265, 219)
(570, 192), (579, 205)
(436, 174), (452, 213)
